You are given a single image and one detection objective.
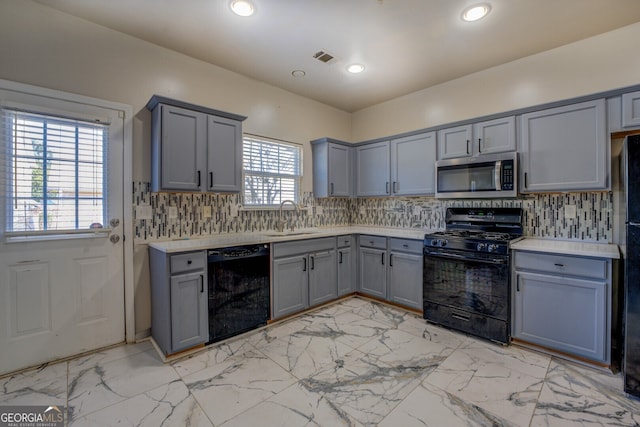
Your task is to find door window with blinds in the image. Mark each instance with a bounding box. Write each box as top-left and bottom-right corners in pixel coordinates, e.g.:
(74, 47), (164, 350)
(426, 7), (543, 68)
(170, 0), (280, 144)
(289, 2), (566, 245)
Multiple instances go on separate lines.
(2, 109), (108, 235)
(243, 136), (302, 207)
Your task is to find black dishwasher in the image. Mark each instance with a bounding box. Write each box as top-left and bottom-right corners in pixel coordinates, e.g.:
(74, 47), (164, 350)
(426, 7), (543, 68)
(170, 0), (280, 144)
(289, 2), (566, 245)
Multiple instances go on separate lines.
(207, 244), (270, 343)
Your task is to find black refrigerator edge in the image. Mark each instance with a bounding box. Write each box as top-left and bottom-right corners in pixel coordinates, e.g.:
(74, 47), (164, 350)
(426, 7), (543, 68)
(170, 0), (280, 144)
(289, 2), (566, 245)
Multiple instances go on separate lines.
(624, 134), (640, 397)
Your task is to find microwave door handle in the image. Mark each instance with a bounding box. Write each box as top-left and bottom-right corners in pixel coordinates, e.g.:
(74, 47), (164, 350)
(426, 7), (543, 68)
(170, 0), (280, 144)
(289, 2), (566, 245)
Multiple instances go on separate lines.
(495, 160), (502, 190)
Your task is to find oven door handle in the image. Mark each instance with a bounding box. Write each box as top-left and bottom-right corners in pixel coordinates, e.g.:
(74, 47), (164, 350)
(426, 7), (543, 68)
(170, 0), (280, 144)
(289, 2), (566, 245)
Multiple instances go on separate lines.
(423, 249), (508, 265)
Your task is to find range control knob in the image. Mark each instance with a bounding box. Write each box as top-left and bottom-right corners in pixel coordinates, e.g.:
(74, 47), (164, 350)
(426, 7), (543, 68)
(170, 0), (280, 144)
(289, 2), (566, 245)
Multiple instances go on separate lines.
(476, 243), (486, 251)
(440, 239), (448, 247)
(430, 239), (439, 246)
(487, 244), (498, 253)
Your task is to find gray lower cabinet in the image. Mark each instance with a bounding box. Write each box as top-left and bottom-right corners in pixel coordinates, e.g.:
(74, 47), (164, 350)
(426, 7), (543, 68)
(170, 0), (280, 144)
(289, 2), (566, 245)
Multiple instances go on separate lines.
(149, 249), (208, 355)
(388, 238), (423, 310)
(359, 246), (387, 299)
(519, 99), (608, 192)
(309, 250), (337, 306)
(512, 250), (612, 364)
(358, 235), (423, 310)
(272, 255), (309, 319)
(337, 235), (356, 296)
(272, 237), (337, 319)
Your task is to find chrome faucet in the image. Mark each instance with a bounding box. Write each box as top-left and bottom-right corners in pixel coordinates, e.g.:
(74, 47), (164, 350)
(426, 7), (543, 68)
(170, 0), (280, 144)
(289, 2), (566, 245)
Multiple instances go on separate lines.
(277, 199), (298, 232)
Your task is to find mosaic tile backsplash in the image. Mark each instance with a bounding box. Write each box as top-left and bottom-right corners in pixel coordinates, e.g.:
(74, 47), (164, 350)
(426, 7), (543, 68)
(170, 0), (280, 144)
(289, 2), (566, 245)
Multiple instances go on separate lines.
(132, 181), (613, 243)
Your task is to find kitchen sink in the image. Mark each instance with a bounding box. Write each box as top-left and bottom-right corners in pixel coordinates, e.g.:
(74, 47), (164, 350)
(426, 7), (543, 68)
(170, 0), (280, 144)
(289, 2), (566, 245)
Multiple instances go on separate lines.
(263, 230), (321, 237)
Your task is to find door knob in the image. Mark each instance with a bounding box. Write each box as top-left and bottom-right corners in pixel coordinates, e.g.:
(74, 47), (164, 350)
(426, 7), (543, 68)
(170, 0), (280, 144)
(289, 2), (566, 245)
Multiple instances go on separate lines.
(110, 218), (120, 228)
(110, 234), (120, 244)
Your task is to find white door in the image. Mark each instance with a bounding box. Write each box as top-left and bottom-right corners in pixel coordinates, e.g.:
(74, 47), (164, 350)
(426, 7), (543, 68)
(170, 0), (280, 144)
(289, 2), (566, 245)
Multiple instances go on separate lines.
(0, 84), (126, 375)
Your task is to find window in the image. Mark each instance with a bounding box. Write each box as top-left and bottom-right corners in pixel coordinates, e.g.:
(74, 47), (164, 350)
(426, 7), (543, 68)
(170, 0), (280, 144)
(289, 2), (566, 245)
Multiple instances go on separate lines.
(243, 136), (302, 207)
(3, 109), (107, 233)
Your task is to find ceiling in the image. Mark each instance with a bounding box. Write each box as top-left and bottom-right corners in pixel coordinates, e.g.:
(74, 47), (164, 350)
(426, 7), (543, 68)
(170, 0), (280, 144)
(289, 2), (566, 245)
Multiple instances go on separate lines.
(34, 0), (640, 112)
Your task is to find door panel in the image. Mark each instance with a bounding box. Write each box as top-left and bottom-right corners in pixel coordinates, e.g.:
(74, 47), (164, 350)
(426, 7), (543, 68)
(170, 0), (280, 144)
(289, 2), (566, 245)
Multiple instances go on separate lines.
(0, 86), (126, 375)
(9, 262), (51, 337)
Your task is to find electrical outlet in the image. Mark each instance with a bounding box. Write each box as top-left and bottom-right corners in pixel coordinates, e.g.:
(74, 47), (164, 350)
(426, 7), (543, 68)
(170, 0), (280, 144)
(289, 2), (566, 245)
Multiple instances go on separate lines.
(168, 206), (178, 219)
(229, 204), (239, 217)
(202, 205), (212, 218)
(135, 205), (153, 220)
(564, 204), (577, 219)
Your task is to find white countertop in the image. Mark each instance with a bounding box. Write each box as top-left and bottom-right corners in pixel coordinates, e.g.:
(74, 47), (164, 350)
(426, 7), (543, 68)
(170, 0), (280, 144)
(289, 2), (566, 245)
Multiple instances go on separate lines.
(147, 226), (430, 253)
(511, 238), (620, 259)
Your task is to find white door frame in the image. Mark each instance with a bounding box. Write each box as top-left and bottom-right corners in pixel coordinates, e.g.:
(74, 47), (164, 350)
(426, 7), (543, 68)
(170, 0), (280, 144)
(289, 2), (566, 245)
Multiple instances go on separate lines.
(0, 79), (136, 344)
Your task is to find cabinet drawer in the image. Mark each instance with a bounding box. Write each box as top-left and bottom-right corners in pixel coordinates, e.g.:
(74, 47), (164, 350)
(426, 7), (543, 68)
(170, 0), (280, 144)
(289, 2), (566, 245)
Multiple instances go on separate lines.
(170, 251), (205, 274)
(359, 235), (387, 249)
(337, 235), (354, 248)
(514, 251), (607, 280)
(388, 238), (422, 254)
(273, 237), (335, 258)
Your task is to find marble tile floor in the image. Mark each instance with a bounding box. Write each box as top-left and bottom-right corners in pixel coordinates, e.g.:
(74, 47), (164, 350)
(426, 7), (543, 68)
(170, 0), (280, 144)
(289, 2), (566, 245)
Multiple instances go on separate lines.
(2, 296), (640, 426)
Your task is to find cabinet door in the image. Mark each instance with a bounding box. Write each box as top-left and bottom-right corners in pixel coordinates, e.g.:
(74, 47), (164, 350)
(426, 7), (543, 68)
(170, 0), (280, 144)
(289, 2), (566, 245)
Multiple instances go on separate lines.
(437, 124), (472, 160)
(328, 144), (352, 196)
(359, 247), (387, 299)
(388, 252), (423, 310)
(337, 246), (356, 296)
(520, 99), (608, 192)
(309, 250), (337, 306)
(170, 271), (208, 352)
(622, 91), (640, 128)
(207, 115), (242, 192)
(473, 116), (516, 155)
(160, 105), (207, 191)
(513, 271), (607, 362)
(391, 132), (436, 195)
(356, 142), (390, 196)
(273, 255), (309, 319)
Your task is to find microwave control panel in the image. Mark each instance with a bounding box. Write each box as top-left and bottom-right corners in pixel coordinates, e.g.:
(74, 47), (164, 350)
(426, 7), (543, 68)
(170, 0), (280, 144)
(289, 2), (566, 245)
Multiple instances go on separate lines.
(501, 160), (514, 190)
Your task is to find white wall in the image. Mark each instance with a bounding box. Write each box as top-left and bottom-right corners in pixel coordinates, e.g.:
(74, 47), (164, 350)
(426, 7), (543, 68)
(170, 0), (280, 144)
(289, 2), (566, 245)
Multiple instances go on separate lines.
(0, 0), (352, 191)
(352, 22), (640, 141)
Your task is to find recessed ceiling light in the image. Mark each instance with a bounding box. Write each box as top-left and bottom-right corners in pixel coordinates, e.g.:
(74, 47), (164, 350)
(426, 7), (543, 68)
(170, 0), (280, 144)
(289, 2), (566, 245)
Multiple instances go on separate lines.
(461, 3), (491, 22)
(347, 64), (365, 74)
(291, 70), (306, 78)
(230, 0), (254, 17)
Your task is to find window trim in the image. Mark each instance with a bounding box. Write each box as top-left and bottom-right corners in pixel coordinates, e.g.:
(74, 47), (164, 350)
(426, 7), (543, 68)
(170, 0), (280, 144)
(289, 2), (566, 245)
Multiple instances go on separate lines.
(242, 134), (303, 209)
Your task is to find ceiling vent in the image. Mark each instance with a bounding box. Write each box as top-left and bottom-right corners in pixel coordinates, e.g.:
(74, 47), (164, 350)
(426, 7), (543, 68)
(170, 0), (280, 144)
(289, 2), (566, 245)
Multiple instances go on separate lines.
(313, 50), (337, 64)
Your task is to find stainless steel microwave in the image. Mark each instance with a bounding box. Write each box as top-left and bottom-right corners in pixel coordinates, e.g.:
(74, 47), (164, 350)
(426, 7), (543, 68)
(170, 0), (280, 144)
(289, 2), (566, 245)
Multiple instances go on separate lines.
(435, 152), (517, 198)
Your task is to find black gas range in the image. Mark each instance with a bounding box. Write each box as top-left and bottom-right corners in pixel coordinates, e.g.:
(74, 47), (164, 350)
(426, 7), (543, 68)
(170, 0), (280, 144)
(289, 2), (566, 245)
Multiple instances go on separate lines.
(423, 207), (523, 344)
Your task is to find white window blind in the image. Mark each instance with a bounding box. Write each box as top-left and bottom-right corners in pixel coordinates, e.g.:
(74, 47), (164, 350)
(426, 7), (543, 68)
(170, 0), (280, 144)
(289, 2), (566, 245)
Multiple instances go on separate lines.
(243, 136), (301, 207)
(2, 109), (108, 234)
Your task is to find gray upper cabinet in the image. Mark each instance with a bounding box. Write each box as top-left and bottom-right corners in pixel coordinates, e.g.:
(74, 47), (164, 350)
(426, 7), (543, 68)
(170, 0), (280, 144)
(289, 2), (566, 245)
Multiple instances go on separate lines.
(390, 132), (436, 195)
(438, 117), (516, 160)
(438, 124), (472, 160)
(207, 115), (243, 192)
(312, 139), (353, 197)
(519, 99), (608, 192)
(147, 95), (246, 193)
(473, 116), (516, 155)
(356, 141), (391, 196)
(622, 90), (640, 128)
(153, 105), (207, 192)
